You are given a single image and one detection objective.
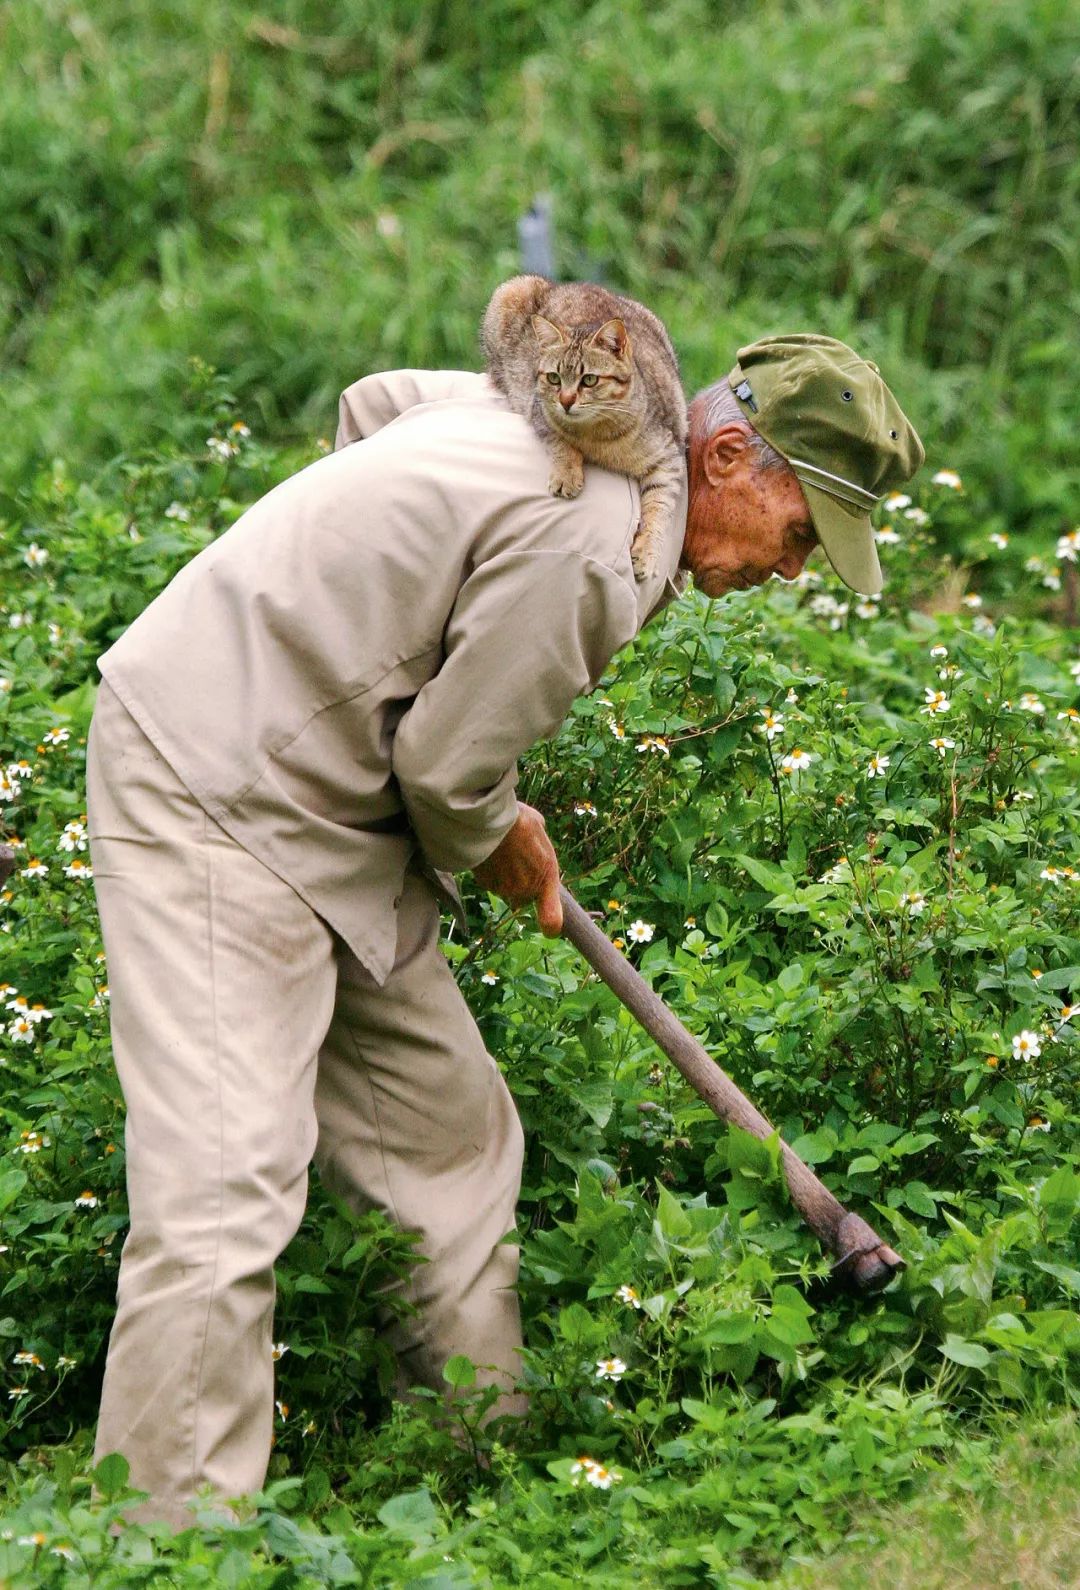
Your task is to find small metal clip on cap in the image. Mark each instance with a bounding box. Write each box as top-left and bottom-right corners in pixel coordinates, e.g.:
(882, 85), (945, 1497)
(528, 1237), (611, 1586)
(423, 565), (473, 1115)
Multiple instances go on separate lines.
(734, 378), (758, 413)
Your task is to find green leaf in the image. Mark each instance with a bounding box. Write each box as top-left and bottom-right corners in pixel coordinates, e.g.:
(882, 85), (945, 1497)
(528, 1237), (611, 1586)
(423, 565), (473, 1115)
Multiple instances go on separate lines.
(940, 1334), (991, 1369)
(735, 853), (793, 895)
(0, 1167), (27, 1216)
(293, 1274), (333, 1294)
(557, 1302), (597, 1344)
(442, 1354), (477, 1388)
(847, 1155), (880, 1175)
(1038, 1166), (1080, 1228)
(377, 1487), (441, 1543)
(903, 1181), (938, 1217)
(789, 1129), (836, 1166)
(92, 1451), (131, 1500)
(700, 1312), (756, 1345)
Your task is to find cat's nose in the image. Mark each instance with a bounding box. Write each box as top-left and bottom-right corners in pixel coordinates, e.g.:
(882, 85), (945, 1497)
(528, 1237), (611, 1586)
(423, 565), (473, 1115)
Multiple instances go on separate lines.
(559, 391), (576, 410)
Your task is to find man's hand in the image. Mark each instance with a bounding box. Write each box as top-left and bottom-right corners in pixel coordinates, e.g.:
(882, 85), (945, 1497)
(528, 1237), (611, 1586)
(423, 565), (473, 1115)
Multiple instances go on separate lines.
(472, 803), (563, 936)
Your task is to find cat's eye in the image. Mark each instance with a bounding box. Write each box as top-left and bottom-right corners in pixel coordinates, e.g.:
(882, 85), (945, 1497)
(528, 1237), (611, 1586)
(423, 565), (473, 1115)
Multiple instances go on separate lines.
(580, 373), (599, 386)
(546, 372), (560, 385)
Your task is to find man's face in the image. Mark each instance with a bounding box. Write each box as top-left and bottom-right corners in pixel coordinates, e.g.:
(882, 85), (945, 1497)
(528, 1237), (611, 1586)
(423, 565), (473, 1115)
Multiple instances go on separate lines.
(680, 422), (819, 599)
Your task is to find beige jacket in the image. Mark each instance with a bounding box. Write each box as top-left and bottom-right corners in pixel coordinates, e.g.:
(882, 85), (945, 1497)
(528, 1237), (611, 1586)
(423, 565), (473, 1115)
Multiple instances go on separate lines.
(97, 370), (689, 983)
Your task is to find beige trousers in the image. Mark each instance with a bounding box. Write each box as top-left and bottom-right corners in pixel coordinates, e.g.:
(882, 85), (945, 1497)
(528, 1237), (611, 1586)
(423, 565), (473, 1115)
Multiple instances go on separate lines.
(86, 681), (526, 1533)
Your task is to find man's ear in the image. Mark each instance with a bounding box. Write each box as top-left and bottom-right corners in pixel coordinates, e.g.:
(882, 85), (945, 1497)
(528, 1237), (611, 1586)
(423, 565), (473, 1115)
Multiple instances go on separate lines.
(702, 422), (754, 487)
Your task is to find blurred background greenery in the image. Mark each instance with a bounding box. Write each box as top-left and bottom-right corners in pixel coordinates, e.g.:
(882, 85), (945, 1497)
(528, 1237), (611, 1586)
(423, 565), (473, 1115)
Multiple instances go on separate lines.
(2, 0), (1078, 548)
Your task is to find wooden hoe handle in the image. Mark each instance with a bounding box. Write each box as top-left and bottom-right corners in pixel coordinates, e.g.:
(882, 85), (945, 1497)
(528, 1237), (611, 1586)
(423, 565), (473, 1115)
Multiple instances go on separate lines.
(558, 885), (904, 1292)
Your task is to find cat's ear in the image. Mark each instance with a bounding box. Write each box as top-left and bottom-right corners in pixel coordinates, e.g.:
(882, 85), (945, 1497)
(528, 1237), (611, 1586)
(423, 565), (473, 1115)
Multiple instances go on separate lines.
(588, 318), (630, 358)
(531, 315), (566, 352)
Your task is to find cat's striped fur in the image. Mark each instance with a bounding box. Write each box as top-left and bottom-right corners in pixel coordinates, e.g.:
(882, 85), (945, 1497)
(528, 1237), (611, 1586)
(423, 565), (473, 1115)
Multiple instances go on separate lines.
(481, 276), (688, 580)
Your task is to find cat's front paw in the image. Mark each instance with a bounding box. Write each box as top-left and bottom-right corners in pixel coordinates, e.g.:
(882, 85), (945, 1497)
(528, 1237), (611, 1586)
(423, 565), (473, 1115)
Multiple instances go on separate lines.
(630, 524), (660, 581)
(548, 458), (584, 499)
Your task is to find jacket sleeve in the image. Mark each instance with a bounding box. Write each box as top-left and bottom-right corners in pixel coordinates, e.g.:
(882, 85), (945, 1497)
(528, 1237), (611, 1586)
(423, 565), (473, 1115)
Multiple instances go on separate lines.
(335, 369), (492, 448)
(391, 549), (639, 873)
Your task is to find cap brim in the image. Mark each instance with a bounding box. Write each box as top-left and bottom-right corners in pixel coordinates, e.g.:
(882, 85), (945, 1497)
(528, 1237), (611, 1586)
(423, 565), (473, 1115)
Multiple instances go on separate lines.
(799, 481), (883, 595)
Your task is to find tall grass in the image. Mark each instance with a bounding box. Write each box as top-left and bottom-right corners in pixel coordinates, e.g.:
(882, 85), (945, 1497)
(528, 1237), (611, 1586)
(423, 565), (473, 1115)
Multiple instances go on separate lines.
(1, 0), (1078, 539)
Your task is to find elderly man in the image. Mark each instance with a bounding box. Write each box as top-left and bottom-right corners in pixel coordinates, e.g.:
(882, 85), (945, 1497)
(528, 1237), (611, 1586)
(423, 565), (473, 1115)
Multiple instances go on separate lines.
(86, 333), (922, 1529)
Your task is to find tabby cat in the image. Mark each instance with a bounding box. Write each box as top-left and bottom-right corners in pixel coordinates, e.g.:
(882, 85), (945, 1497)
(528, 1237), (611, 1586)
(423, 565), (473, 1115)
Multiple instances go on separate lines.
(481, 275), (688, 581)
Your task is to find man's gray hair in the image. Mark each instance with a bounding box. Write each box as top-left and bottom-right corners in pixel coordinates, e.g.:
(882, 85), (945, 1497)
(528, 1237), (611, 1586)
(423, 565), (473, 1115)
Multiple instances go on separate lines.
(689, 378), (788, 474)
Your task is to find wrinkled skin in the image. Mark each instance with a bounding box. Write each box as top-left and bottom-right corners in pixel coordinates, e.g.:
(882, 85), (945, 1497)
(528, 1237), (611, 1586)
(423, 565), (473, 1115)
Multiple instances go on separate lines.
(471, 418), (818, 933)
(473, 803), (563, 936)
(679, 418), (819, 598)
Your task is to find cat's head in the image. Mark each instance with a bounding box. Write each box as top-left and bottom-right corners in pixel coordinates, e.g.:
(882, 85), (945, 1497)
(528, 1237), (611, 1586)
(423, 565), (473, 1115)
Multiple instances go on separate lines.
(531, 315), (635, 426)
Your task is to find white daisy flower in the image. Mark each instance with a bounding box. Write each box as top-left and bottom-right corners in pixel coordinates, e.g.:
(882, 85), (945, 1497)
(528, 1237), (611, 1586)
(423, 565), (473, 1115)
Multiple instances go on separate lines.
(961, 593), (982, 609)
(9, 1018), (35, 1043)
(42, 728), (70, 746)
(922, 690), (950, 716)
(480, 971), (499, 985)
(206, 435), (239, 460)
(873, 526), (901, 545)
(932, 469), (962, 490)
(570, 1456), (622, 1489)
(930, 645), (948, 659)
(574, 802), (598, 816)
(1056, 529), (1080, 563)
(882, 493), (911, 511)
(988, 533), (1009, 550)
(756, 710), (784, 740)
(1018, 693), (1045, 715)
(627, 920), (654, 944)
(904, 507), (930, 526)
(271, 1342), (290, 1360)
(57, 821), (87, 852)
(866, 754), (890, 779)
(16, 1130), (50, 1152)
(165, 501), (192, 521)
(74, 1191), (98, 1208)
(901, 891), (926, 917)
(595, 1356), (627, 1382)
(22, 543), (48, 568)
(63, 859), (93, 880)
(616, 1284), (641, 1309)
(929, 737), (956, 756)
(1011, 1030), (1041, 1061)
(20, 859), (48, 879)
(780, 748), (812, 772)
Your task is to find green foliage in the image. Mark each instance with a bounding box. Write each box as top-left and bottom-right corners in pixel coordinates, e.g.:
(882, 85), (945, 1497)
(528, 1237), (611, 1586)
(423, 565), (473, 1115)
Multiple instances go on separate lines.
(1, 0), (1078, 554)
(0, 377), (1077, 1582)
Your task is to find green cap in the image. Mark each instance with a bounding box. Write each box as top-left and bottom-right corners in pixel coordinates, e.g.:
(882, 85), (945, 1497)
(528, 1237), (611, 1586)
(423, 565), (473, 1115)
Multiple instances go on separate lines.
(727, 334), (925, 595)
